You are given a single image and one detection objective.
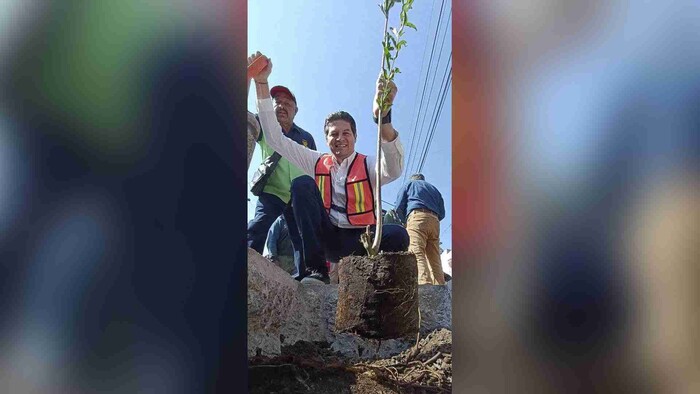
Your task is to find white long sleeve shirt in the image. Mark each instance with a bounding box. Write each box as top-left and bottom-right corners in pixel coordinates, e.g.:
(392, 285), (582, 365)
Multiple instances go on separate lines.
(257, 97), (404, 228)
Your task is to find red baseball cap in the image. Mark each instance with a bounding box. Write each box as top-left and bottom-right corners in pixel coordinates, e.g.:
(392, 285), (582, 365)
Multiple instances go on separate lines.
(270, 85), (297, 104)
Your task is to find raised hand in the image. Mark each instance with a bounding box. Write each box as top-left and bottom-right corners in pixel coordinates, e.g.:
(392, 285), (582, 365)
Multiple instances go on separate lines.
(247, 51), (273, 83)
(373, 75), (398, 118)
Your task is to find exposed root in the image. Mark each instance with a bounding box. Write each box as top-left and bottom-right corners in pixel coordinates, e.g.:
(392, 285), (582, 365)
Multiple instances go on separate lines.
(249, 329), (452, 393)
(347, 328), (451, 392)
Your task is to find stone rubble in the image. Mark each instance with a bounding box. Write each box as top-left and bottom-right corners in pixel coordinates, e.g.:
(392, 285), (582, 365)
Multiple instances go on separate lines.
(247, 248), (452, 360)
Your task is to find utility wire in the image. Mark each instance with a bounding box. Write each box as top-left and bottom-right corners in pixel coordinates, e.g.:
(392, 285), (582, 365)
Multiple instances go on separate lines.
(404, 0), (437, 162)
(381, 199), (395, 207)
(404, 6), (452, 182)
(403, 0), (448, 184)
(403, 0), (447, 183)
(411, 7), (451, 176)
(414, 65), (450, 174)
(417, 67), (451, 173)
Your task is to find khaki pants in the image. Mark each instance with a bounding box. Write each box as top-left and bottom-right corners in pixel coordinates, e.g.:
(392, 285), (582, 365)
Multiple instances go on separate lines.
(406, 210), (444, 285)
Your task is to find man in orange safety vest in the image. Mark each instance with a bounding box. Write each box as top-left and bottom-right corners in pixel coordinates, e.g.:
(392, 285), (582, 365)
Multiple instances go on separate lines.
(249, 51), (409, 284)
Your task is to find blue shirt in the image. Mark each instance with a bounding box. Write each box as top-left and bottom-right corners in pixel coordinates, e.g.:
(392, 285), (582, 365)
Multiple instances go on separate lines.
(394, 180), (445, 222)
(257, 119), (316, 150)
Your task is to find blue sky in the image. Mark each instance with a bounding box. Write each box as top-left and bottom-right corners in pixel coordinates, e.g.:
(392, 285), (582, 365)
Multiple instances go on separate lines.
(247, 0), (452, 249)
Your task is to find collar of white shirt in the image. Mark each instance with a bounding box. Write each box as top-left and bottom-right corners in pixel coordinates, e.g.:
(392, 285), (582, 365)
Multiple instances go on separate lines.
(331, 151), (358, 168)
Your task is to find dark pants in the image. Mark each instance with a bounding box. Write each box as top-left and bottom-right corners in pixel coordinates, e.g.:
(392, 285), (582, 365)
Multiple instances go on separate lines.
(247, 192), (289, 254)
(288, 176), (409, 279)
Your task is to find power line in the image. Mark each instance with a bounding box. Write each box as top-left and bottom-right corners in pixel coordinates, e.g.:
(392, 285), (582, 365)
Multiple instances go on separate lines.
(404, 0), (438, 160)
(403, 0), (443, 183)
(417, 67), (451, 173)
(412, 5), (452, 175)
(403, 0), (448, 184)
(404, 0), (448, 183)
(409, 58), (451, 177)
(404, 6), (452, 183)
(412, 9), (452, 173)
(381, 199), (395, 207)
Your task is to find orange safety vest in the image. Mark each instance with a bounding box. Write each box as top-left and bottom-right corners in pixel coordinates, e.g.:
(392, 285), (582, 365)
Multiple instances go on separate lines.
(314, 153), (376, 226)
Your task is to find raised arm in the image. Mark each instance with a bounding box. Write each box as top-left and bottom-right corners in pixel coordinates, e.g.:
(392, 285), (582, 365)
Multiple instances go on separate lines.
(247, 52), (321, 176)
(373, 76), (404, 184)
(373, 76), (399, 142)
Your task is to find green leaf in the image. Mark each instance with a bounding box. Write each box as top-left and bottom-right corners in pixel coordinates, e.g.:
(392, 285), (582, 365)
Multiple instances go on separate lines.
(405, 21), (417, 30)
(394, 67), (401, 74)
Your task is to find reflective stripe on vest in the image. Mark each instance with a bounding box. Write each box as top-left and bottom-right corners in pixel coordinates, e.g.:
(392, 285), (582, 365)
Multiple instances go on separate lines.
(314, 153), (376, 226)
(314, 155), (333, 214)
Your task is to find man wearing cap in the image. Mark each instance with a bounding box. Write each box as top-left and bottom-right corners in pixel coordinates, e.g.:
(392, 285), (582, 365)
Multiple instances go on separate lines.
(249, 51), (409, 284)
(247, 80), (317, 255)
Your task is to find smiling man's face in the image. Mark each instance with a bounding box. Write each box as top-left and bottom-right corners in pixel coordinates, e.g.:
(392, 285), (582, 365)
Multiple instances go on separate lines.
(326, 120), (356, 162)
(272, 92), (297, 130)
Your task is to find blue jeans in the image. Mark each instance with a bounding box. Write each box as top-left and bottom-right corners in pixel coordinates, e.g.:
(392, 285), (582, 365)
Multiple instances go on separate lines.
(247, 192), (288, 254)
(287, 176), (409, 280)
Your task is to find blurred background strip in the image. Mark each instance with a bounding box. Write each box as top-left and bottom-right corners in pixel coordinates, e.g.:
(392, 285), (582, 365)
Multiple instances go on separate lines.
(453, 1), (700, 393)
(0, 1), (249, 392)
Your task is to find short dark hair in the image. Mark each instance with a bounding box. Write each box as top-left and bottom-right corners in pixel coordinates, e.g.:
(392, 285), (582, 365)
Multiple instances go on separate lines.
(410, 173), (425, 181)
(324, 111), (356, 137)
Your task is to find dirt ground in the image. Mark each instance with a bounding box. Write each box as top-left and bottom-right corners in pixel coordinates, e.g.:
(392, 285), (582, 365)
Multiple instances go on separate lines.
(249, 329), (452, 393)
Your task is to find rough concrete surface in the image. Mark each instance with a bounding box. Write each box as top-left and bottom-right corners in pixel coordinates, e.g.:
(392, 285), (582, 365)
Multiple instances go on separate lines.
(417, 283), (453, 334)
(247, 248), (452, 359)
